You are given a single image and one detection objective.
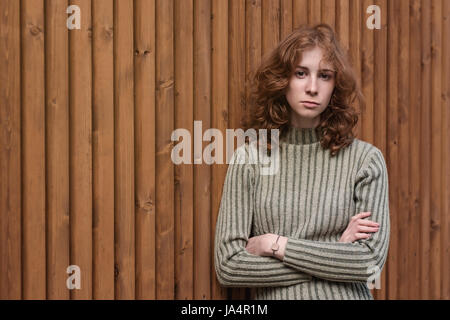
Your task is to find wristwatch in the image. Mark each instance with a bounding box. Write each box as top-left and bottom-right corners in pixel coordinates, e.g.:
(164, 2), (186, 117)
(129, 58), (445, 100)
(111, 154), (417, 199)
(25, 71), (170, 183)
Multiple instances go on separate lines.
(271, 235), (281, 256)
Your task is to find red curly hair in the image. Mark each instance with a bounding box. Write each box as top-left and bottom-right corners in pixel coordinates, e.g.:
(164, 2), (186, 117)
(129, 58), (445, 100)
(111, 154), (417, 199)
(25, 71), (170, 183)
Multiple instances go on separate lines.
(242, 23), (364, 157)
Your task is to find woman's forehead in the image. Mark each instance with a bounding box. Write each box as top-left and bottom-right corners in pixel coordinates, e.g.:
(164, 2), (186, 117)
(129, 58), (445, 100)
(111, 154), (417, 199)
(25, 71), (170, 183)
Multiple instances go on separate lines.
(296, 48), (334, 71)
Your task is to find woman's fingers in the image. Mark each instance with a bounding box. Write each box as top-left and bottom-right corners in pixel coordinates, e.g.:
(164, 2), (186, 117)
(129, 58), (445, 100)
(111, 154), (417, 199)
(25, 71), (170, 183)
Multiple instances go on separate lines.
(353, 212), (379, 227)
(357, 225), (379, 233)
(353, 211), (371, 220)
(358, 219), (380, 227)
(355, 232), (372, 239)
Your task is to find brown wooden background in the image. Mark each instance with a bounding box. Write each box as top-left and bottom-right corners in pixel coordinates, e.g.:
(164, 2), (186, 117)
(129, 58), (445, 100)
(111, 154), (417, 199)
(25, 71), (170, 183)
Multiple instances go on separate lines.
(0, 0), (449, 300)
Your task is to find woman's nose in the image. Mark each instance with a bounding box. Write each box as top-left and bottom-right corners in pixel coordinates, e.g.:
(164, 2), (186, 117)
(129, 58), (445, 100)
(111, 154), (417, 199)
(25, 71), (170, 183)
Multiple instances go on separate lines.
(306, 77), (318, 95)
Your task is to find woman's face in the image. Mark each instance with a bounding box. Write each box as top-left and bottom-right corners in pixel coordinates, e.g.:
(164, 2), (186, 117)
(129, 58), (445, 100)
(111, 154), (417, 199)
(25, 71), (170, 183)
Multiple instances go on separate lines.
(285, 46), (336, 128)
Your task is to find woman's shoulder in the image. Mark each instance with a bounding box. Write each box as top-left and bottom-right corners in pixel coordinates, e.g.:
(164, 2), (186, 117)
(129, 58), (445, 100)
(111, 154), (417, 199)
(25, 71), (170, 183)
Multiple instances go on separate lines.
(229, 141), (258, 165)
(350, 137), (381, 153)
(349, 137), (387, 171)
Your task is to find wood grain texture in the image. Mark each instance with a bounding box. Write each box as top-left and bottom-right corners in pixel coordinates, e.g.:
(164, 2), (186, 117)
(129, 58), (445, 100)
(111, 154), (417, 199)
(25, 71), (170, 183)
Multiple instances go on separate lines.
(309, 0), (321, 25)
(114, 0), (135, 300)
(134, 0), (157, 300)
(173, 0), (194, 301)
(0, 0), (449, 300)
(441, 0), (450, 301)
(293, 0), (308, 27)
(211, 0), (229, 301)
(322, 0), (336, 30)
(193, 0), (212, 301)
(281, 0), (293, 39)
(92, 0), (114, 300)
(0, 0), (21, 300)
(398, 0), (410, 299)
(373, 0), (387, 300)
(69, 0), (93, 300)
(387, 0), (400, 300)
(419, 0), (431, 300)
(46, 0), (70, 300)
(155, 0), (175, 300)
(21, 0), (46, 299)
(430, 0), (442, 300)
(409, 0), (421, 300)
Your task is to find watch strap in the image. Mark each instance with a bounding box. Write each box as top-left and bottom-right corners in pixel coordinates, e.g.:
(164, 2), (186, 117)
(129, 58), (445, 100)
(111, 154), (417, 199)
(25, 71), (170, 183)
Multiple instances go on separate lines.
(271, 235), (281, 256)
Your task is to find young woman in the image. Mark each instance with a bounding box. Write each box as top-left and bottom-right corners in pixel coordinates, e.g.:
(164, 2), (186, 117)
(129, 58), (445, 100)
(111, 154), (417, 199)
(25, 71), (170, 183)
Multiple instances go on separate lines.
(214, 24), (390, 300)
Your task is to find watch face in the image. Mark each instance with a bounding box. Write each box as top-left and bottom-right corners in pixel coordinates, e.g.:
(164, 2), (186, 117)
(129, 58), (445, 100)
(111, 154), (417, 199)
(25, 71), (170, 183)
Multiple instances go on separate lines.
(271, 243), (279, 251)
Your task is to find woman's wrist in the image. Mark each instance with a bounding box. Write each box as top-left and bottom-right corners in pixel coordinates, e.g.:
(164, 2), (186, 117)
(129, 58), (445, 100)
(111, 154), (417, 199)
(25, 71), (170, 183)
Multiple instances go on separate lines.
(269, 234), (288, 260)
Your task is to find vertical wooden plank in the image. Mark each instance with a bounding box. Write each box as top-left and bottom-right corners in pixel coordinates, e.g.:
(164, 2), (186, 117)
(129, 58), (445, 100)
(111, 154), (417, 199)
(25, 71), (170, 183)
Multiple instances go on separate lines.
(243, 0), (262, 300)
(246, 0), (262, 121)
(262, 0), (280, 56)
(46, 0), (70, 300)
(114, 0), (135, 299)
(322, 0), (335, 30)
(386, 0), (399, 300)
(229, 0), (246, 300)
(173, 0), (194, 300)
(373, 0), (387, 300)
(211, 0), (229, 300)
(441, 0), (450, 301)
(309, 0), (321, 25)
(419, 0), (431, 300)
(21, 0), (46, 299)
(92, 0), (115, 299)
(135, 0), (156, 300)
(280, 0), (292, 39)
(0, 0), (21, 300)
(155, 0), (174, 299)
(409, 0), (421, 300)
(430, 0), (442, 300)
(336, 0), (349, 65)
(69, 0), (92, 300)
(293, 0), (308, 28)
(228, 0), (248, 300)
(193, 0), (211, 300)
(361, 0), (374, 145)
(398, 0), (410, 300)
(349, 0), (362, 138)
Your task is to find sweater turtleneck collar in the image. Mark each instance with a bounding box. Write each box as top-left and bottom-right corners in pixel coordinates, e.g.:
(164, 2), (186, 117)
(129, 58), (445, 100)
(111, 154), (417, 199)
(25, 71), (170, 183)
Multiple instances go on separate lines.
(281, 126), (321, 145)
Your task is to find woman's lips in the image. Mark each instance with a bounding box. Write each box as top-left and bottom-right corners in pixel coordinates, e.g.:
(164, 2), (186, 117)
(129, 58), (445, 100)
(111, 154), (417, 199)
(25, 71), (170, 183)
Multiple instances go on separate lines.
(302, 101), (319, 108)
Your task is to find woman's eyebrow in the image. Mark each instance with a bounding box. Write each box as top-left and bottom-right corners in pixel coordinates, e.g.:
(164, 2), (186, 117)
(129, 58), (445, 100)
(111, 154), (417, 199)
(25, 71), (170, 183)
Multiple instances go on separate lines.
(296, 65), (335, 72)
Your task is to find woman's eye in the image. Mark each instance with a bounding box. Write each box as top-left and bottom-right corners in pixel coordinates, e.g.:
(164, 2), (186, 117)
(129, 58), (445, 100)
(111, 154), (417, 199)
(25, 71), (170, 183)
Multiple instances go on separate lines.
(296, 71), (332, 80)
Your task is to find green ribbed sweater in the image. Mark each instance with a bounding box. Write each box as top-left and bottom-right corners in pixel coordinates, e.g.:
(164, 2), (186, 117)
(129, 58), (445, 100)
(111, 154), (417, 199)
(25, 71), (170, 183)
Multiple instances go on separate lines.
(214, 126), (390, 300)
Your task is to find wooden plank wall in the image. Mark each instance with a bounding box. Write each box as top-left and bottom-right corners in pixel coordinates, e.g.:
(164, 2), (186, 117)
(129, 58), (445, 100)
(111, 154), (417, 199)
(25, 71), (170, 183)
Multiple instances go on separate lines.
(0, 0), (449, 300)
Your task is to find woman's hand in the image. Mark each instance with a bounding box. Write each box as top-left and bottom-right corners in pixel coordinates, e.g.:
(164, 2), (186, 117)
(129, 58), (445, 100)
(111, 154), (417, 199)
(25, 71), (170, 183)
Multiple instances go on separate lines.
(339, 211), (380, 243)
(245, 233), (288, 259)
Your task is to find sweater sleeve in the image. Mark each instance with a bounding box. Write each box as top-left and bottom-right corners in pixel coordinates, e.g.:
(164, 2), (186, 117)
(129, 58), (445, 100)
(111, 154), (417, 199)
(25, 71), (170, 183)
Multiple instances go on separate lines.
(281, 147), (391, 284)
(214, 144), (312, 287)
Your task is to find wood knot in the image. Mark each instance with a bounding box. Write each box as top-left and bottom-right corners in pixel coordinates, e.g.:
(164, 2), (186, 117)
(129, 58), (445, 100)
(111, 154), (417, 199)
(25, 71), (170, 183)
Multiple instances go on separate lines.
(430, 218), (440, 231)
(221, 110), (228, 122)
(87, 27), (93, 39)
(136, 198), (154, 213)
(29, 24), (42, 36)
(157, 78), (174, 90)
(103, 26), (113, 40)
(135, 49), (152, 56)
